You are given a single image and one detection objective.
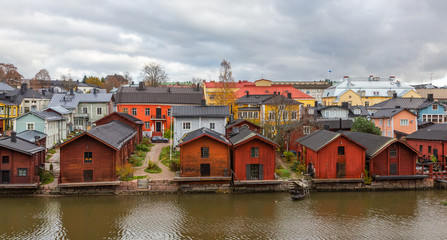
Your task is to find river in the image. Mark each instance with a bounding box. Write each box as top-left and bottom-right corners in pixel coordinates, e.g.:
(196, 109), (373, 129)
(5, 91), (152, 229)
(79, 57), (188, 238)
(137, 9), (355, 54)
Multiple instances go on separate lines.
(1, 191), (447, 239)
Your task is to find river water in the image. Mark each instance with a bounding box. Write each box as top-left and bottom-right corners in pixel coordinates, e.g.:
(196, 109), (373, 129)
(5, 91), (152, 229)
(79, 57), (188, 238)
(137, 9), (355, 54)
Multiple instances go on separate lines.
(1, 191), (447, 239)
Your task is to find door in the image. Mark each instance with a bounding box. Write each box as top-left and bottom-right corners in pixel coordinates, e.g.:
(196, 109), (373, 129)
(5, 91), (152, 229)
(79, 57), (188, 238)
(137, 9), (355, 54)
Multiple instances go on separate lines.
(156, 108), (162, 118)
(200, 164), (210, 177)
(83, 170), (93, 182)
(434, 149), (438, 160)
(336, 146), (346, 178)
(1, 170), (10, 183)
(155, 122), (162, 132)
(246, 164), (263, 180)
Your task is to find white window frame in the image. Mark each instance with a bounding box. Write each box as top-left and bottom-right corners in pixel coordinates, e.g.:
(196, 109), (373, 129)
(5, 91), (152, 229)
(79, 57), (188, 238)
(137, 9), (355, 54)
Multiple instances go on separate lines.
(291, 111), (298, 120)
(303, 126), (311, 135)
(131, 108), (137, 116)
(145, 121), (150, 129)
(254, 112), (259, 119)
(96, 107), (102, 115)
(387, 119), (390, 126)
(145, 108), (150, 116)
(182, 122), (191, 130)
(400, 119), (409, 126)
(210, 122), (215, 130)
(269, 111), (275, 120)
(83, 107), (88, 114)
(433, 104), (438, 110)
(26, 122), (35, 130)
(379, 119), (383, 126)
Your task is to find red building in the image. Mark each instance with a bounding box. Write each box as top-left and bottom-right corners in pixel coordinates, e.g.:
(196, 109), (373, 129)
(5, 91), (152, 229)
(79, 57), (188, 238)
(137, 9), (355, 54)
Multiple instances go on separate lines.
(0, 132), (46, 187)
(95, 112), (144, 144)
(405, 124), (447, 161)
(59, 121), (136, 184)
(296, 130), (366, 179)
(175, 128), (231, 182)
(115, 82), (203, 137)
(343, 131), (419, 178)
(225, 119), (261, 137)
(229, 127), (278, 181)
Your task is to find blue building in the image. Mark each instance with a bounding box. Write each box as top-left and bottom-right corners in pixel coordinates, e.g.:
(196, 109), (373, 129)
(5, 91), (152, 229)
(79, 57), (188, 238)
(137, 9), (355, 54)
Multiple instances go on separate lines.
(418, 100), (447, 123)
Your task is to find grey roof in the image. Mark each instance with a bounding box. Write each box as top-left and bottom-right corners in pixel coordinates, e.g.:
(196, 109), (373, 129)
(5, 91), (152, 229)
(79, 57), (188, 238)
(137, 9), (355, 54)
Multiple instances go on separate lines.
(21, 111), (66, 121)
(261, 94), (302, 105)
(417, 101), (447, 110)
(87, 120), (136, 149)
(226, 119), (260, 129)
(370, 108), (410, 118)
(46, 106), (72, 114)
(424, 124), (447, 131)
(318, 119), (353, 130)
(0, 82), (14, 91)
(228, 127), (277, 147)
(342, 131), (395, 158)
(113, 112), (144, 124)
(178, 127), (230, 145)
(115, 86), (203, 105)
(350, 105), (370, 116)
(296, 130), (342, 152)
(47, 92), (113, 109)
(172, 105), (229, 117)
(236, 95), (273, 104)
(0, 86), (50, 105)
(0, 137), (45, 155)
(406, 128), (447, 141)
(369, 98), (426, 110)
(16, 130), (47, 143)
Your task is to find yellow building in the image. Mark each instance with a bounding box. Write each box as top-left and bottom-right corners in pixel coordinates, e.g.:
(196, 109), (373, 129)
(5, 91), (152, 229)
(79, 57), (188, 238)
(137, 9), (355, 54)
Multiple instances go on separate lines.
(323, 76), (421, 107)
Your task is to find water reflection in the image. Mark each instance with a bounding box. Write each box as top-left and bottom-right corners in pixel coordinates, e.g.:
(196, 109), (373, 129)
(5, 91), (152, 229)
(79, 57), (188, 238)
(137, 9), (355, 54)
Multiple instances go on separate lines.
(0, 191), (447, 239)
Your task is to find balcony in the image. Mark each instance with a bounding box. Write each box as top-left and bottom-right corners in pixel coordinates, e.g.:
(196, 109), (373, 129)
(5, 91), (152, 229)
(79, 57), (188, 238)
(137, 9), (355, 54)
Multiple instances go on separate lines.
(151, 114), (167, 120)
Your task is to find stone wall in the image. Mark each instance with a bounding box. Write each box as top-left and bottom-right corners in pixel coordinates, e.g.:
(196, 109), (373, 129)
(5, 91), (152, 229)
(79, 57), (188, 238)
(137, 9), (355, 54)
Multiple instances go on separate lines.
(233, 182), (289, 193)
(310, 178), (434, 191)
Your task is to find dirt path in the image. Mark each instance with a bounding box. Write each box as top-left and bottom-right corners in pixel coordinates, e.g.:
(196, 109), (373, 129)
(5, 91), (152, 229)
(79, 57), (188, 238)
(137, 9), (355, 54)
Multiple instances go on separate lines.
(134, 142), (175, 180)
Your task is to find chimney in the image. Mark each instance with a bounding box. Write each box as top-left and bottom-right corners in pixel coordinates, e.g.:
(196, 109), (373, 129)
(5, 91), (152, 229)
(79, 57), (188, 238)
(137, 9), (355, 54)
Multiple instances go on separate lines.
(287, 93), (292, 99)
(20, 83), (28, 94)
(427, 94), (434, 102)
(34, 136), (40, 145)
(339, 118), (343, 130)
(167, 87), (171, 93)
(274, 91), (277, 95)
(196, 83), (200, 91)
(42, 89), (46, 96)
(229, 115), (234, 124)
(323, 125), (330, 130)
(138, 82), (145, 91)
(277, 91), (280, 95)
(393, 93), (398, 98)
(93, 88), (97, 94)
(246, 90), (249, 97)
(11, 131), (16, 143)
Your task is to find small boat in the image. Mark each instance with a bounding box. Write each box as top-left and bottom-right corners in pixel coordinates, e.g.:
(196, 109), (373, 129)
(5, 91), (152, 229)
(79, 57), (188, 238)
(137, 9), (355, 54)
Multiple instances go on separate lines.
(290, 190), (306, 200)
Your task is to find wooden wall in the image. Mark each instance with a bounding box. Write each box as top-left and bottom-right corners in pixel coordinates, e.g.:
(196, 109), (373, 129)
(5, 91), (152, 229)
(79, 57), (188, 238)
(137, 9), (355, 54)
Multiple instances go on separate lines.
(0, 147), (44, 184)
(180, 136), (230, 177)
(370, 142), (417, 176)
(232, 138), (276, 180)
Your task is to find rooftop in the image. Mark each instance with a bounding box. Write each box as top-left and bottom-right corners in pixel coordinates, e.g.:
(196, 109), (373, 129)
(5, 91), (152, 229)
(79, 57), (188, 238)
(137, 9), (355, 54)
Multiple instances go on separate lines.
(172, 105), (229, 117)
(0, 136), (45, 155)
(115, 86), (203, 105)
(178, 127), (230, 146)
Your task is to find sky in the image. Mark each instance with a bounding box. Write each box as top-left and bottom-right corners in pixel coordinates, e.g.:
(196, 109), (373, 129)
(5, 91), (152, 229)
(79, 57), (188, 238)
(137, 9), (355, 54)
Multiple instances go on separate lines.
(1, 0), (446, 86)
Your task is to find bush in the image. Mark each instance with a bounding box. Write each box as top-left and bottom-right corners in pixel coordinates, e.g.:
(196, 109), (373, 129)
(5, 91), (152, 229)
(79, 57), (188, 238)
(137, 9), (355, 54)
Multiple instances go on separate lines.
(291, 161), (306, 174)
(145, 160), (162, 174)
(283, 151), (295, 162)
(116, 163), (135, 181)
(275, 169), (290, 178)
(48, 149), (56, 154)
(159, 146), (180, 172)
(141, 138), (152, 145)
(39, 170), (54, 185)
(169, 160), (180, 172)
(49, 164), (53, 171)
(129, 154), (144, 167)
(163, 128), (172, 139)
(441, 201), (447, 206)
(363, 169), (372, 185)
(137, 150), (146, 158)
(136, 144), (150, 152)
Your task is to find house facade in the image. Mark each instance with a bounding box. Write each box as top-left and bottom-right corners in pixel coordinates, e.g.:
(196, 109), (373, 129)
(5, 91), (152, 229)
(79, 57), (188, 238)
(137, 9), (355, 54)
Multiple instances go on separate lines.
(370, 108), (418, 138)
(172, 105), (229, 146)
(406, 125), (447, 161)
(115, 82), (203, 137)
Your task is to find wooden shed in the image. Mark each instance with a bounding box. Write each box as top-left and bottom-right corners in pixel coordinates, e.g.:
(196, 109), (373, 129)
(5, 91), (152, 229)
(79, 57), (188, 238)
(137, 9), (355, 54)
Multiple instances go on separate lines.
(95, 111), (144, 144)
(229, 127), (278, 181)
(226, 119), (260, 137)
(176, 127), (231, 182)
(296, 130), (366, 179)
(343, 131), (419, 178)
(59, 121), (136, 185)
(0, 132), (45, 187)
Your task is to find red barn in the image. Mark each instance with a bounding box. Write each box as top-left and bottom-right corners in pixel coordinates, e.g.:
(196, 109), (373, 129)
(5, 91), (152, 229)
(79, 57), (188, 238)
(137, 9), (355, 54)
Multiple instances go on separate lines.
(175, 128), (231, 182)
(343, 131), (419, 178)
(296, 130), (366, 179)
(225, 119), (261, 137)
(405, 124), (447, 162)
(229, 127), (278, 181)
(95, 111), (144, 144)
(0, 132), (45, 187)
(59, 121), (136, 185)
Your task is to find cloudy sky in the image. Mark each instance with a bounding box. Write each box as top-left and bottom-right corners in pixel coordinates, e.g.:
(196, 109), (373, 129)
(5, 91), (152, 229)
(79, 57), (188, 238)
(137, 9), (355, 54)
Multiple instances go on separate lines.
(1, 0), (446, 85)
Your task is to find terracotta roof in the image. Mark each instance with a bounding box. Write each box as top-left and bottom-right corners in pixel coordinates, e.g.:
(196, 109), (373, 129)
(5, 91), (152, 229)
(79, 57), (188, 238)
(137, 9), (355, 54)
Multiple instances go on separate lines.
(235, 85), (314, 99)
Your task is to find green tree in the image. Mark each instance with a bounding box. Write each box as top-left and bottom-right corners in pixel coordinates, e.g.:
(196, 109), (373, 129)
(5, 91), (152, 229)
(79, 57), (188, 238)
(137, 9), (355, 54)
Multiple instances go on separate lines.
(351, 117), (381, 135)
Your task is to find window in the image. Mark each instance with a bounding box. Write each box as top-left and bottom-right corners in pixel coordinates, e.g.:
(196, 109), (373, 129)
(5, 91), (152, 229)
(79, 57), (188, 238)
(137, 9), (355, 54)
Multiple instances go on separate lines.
(433, 104), (438, 110)
(96, 107), (102, 115)
(251, 147), (259, 157)
(419, 145), (423, 152)
(12, 108), (16, 115)
(379, 119), (383, 126)
(248, 112), (253, 119)
(83, 170), (93, 182)
(291, 111), (298, 120)
(428, 146), (432, 154)
(390, 149), (397, 157)
(382, 130), (385, 136)
(84, 152), (92, 163)
(123, 108), (128, 114)
(2, 156), (9, 164)
(387, 119), (391, 126)
(269, 111), (275, 120)
(209, 95), (215, 100)
(365, 101), (369, 107)
(145, 108), (150, 116)
(0, 106), (3, 115)
(26, 123), (34, 130)
(209, 123), (215, 130)
(338, 146), (345, 155)
(25, 107), (30, 113)
(242, 111), (248, 119)
(201, 147), (209, 158)
(83, 107), (88, 114)
(167, 109), (171, 116)
(254, 112), (259, 119)
(282, 111), (288, 121)
(18, 168), (27, 177)
(182, 122), (191, 130)
(387, 131), (391, 137)
(303, 126), (311, 135)
(145, 121), (150, 129)
(279, 105), (285, 110)
(131, 108), (137, 116)
(354, 109), (361, 115)
(400, 119), (409, 126)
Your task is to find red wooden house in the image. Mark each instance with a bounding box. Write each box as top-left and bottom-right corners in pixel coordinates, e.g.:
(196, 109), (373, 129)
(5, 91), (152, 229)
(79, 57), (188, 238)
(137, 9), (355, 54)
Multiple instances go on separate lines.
(296, 130), (366, 179)
(175, 128), (231, 182)
(95, 111), (144, 144)
(115, 82), (203, 138)
(225, 119), (261, 137)
(228, 127), (278, 181)
(0, 132), (45, 187)
(343, 131), (419, 178)
(59, 121), (136, 185)
(406, 124), (447, 162)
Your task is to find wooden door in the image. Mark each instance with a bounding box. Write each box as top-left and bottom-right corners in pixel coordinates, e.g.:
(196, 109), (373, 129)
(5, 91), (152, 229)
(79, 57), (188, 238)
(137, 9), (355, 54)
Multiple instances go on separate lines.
(1, 170), (10, 183)
(337, 146), (346, 178)
(83, 170), (93, 182)
(200, 164), (210, 177)
(155, 122), (162, 132)
(246, 164), (264, 180)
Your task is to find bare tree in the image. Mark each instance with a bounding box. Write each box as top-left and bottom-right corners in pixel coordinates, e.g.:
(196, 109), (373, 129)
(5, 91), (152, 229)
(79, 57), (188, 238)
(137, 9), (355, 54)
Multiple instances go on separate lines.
(191, 77), (204, 85)
(30, 69), (51, 89)
(123, 72), (132, 84)
(141, 62), (168, 87)
(0, 63), (23, 88)
(60, 74), (76, 90)
(214, 59), (237, 107)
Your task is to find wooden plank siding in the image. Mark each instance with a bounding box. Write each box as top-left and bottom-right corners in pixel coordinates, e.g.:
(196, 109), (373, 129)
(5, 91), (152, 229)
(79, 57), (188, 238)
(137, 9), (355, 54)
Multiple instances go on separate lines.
(370, 142), (417, 176)
(0, 148), (44, 184)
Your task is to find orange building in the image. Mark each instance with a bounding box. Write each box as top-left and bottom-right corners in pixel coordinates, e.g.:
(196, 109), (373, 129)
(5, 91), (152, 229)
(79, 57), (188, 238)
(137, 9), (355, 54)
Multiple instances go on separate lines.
(370, 108), (418, 138)
(114, 83), (203, 137)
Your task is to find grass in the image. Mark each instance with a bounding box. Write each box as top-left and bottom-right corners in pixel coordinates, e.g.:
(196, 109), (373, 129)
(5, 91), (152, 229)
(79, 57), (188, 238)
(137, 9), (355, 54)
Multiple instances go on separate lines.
(39, 170), (54, 185)
(122, 175), (147, 181)
(441, 201), (447, 206)
(159, 146), (179, 166)
(145, 159), (162, 174)
(275, 169), (291, 179)
(48, 149), (56, 154)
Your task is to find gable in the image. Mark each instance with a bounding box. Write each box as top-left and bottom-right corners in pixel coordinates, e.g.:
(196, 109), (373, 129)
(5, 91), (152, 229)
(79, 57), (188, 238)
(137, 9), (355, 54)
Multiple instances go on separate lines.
(402, 90), (421, 98)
